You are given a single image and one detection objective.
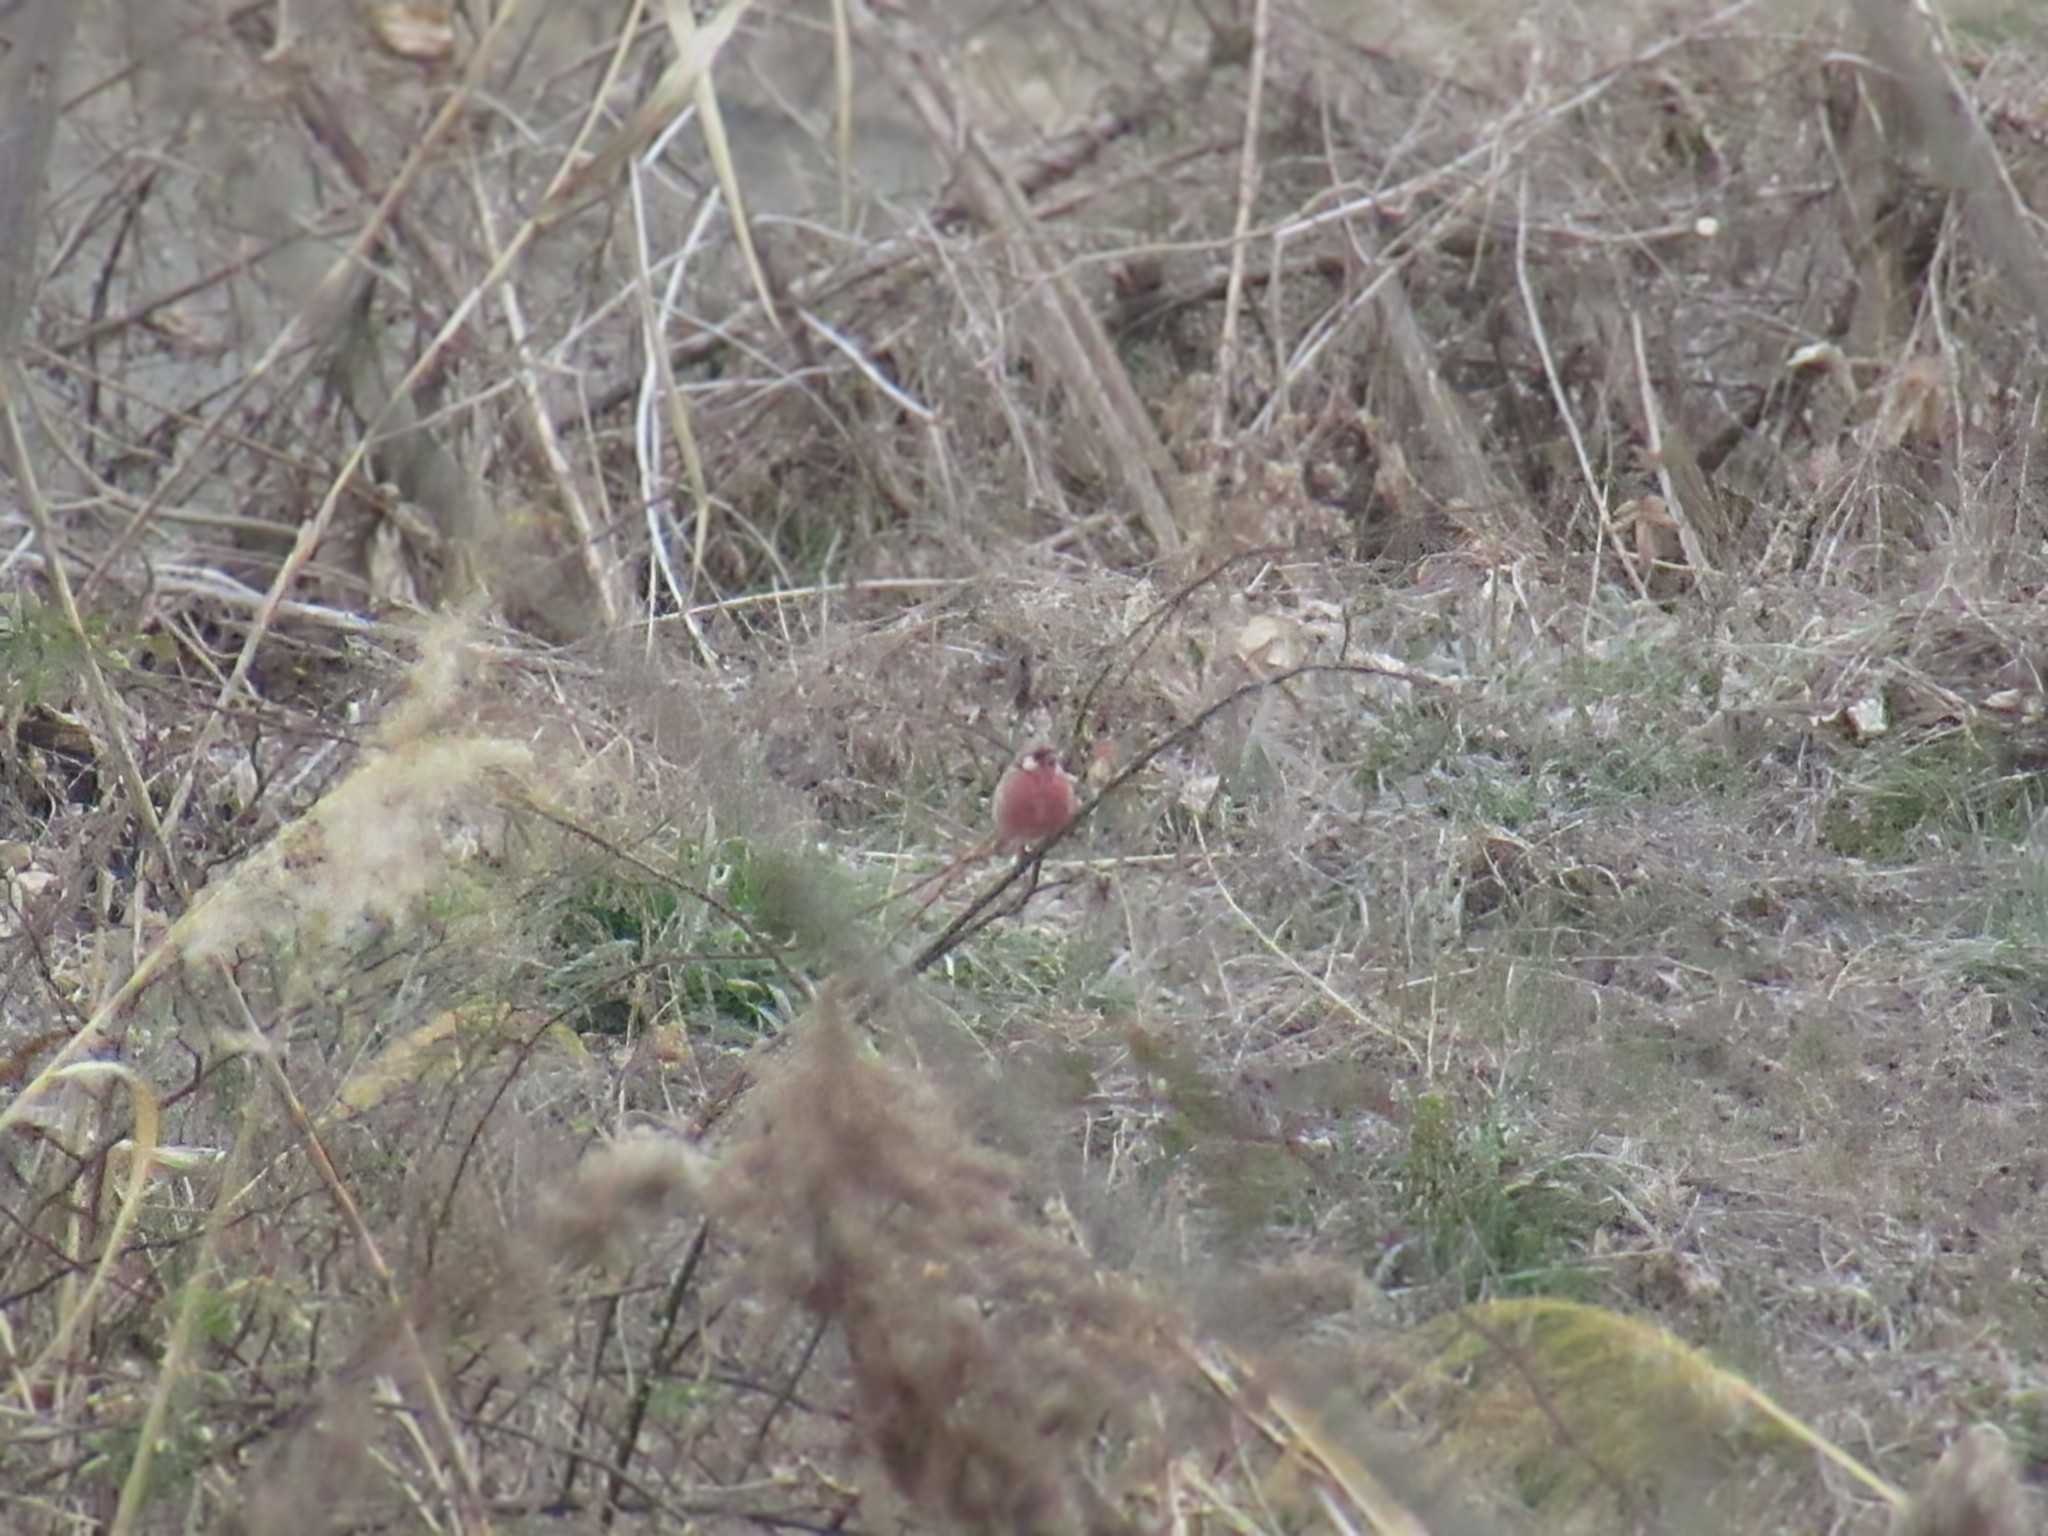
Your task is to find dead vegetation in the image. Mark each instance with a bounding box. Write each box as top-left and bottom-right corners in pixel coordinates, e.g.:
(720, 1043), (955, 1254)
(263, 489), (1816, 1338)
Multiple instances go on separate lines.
(3, 0), (2048, 1531)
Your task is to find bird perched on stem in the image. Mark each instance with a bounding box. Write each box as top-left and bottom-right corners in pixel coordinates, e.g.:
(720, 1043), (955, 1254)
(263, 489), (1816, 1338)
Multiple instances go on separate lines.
(900, 745), (1078, 923)
(991, 745), (1079, 854)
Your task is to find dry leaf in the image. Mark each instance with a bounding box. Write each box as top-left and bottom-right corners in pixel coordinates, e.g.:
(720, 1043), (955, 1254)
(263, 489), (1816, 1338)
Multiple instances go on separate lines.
(1235, 614), (1305, 673)
(1177, 771), (1221, 816)
(1814, 696), (1889, 744)
(1875, 356), (1948, 449)
(1982, 689), (2042, 719)
(366, 3), (455, 62)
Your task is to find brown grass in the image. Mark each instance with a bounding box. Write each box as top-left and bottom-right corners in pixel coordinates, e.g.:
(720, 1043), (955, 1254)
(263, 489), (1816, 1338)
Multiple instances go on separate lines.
(3, 0), (2048, 1531)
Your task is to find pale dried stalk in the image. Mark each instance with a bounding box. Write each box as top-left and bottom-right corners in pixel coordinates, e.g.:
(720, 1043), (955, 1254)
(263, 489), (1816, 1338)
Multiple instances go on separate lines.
(221, 967), (492, 1535)
(1862, 0), (2048, 336)
(851, 1), (1183, 558)
(1511, 172), (1650, 614)
(145, 0), (536, 849)
(0, 3), (185, 897)
(1211, 0), (1271, 443)
(0, 0), (80, 359)
(0, 390), (188, 896)
(1629, 311), (1719, 575)
(468, 145), (626, 634)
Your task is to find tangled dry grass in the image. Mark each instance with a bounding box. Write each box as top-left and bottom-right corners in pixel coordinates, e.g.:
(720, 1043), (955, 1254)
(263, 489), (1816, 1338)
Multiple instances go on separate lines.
(4, 0), (2048, 1531)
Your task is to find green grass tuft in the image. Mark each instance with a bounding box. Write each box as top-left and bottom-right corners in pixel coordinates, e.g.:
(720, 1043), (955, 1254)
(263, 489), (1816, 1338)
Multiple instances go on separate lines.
(1400, 1091), (1598, 1300)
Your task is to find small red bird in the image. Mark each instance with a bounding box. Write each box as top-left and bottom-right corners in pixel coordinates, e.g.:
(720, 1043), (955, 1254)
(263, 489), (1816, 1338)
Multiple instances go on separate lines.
(900, 745), (1078, 923)
(992, 745), (1079, 853)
